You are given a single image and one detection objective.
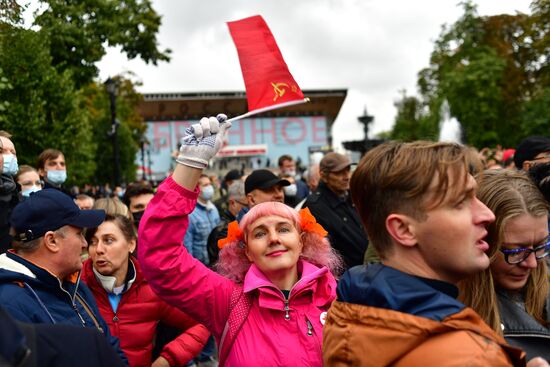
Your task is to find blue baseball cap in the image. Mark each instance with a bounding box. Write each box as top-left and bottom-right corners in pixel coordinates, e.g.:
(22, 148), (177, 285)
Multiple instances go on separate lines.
(10, 189), (105, 242)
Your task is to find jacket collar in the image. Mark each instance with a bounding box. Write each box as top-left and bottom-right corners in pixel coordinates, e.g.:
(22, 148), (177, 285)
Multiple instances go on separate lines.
(82, 257), (141, 295)
(0, 252), (81, 296)
(315, 181), (349, 208)
(338, 263), (464, 322)
(243, 260), (335, 308)
(92, 259), (137, 294)
(0, 253), (36, 278)
(196, 200), (216, 211)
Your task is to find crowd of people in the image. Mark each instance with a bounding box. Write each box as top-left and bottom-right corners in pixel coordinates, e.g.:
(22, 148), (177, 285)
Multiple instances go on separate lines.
(0, 121), (549, 366)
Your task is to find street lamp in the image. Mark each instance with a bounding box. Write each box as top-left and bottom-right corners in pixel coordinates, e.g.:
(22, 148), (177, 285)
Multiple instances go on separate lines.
(104, 77), (121, 188)
(139, 135), (148, 181)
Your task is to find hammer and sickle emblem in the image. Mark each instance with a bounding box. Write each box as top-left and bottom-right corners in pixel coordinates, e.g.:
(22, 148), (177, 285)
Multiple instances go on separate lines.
(271, 82), (289, 101)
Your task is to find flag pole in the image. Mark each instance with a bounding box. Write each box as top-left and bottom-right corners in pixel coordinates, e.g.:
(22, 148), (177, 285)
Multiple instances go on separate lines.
(226, 98), (310, 123)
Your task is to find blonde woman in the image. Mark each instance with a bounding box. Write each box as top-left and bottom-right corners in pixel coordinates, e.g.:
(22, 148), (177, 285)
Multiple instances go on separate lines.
(459, 169), (550, 361)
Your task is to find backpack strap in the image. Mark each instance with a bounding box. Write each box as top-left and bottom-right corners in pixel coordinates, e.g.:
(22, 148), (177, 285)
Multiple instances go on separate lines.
(218, 286), (253, 366)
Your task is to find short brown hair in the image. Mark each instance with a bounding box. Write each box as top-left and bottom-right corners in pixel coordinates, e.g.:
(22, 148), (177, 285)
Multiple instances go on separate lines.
(37, 149), (64, 170)
(278, 154), (293, 167)
(122, 182), (154, 207)
(85, 214), (136, 245)
(14, 165), (39, 183)
(350, 141), (469, 258)
(0, 130), (12, 139)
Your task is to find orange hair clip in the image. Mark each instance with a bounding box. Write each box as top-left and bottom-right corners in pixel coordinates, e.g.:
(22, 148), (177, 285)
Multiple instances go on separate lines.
(217, 208), (327, 250)
(218, 220), (243, 249)
(299, 207), (328, 237)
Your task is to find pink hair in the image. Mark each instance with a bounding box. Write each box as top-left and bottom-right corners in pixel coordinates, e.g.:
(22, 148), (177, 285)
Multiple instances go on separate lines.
(215, 202), (343, 283)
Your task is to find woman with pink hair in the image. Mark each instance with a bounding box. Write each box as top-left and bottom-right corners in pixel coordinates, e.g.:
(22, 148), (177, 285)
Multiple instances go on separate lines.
(138, 115), (342, 366)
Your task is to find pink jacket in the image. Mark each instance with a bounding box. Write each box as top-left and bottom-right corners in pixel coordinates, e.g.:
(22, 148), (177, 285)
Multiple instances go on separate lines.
(138, 177), (337, 367)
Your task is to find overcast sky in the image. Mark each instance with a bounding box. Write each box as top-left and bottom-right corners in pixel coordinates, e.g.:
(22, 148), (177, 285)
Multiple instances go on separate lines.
(97, 0), (531, 151)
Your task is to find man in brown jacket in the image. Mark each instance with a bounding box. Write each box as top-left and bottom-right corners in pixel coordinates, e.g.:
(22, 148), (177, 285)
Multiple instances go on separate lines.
(323, 141), (548, 367)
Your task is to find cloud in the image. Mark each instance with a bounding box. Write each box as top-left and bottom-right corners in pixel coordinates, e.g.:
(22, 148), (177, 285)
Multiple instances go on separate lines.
(97, 0), (531, 150)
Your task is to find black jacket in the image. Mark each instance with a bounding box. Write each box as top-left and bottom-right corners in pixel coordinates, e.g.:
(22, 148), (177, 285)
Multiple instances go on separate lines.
(0, 305), (126, 367)
(498, 288), (550, 361)
(0, 174), (18, 254)
(207, 209), (236, 265)
(303, 181), (368, 268)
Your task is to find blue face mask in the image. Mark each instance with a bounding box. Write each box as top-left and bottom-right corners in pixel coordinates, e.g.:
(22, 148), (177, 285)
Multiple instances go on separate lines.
(200, 184), (214, 201)
(2, 154), (18, 176)
(46, 169), (67, 185)
(21, 185), (41, 197)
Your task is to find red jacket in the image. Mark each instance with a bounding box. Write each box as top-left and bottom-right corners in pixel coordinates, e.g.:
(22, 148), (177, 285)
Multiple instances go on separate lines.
(81, 258), (209, 367)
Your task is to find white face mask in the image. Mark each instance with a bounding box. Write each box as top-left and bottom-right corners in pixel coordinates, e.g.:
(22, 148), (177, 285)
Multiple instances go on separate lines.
(2, 154), (18, 176)
(283, 169), (296, 177)
(21, 185), (41, 197)
(200, 184), (214, 201)
(283, 184), (297, 197)
(46, 169), (67, 185)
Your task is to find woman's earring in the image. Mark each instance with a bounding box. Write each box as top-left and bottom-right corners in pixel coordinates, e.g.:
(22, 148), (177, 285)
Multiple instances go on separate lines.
(238, 241), (245, 249)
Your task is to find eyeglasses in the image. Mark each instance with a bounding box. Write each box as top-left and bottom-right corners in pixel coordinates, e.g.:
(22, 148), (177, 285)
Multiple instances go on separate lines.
(531, 153), (550, 162)
(500, 237), (550, 264)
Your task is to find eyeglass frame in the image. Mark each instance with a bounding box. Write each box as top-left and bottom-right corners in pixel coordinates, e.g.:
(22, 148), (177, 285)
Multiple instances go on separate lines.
(530, 152), (550, 162)
(499, 237), (550, 265)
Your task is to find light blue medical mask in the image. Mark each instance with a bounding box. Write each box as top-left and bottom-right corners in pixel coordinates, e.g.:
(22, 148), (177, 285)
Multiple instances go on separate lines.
(21, 185), (41, 197)
(2, 154), (18, 176)
(200, 184), (214, 201)
(46, 169), (67, 185)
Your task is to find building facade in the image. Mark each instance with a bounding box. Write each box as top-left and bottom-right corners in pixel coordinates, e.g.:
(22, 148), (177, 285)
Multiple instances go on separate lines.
(137, 90), (346, 180)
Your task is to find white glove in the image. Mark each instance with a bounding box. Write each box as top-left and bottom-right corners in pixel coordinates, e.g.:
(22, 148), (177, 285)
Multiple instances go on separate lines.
(176, 114), (231, 169)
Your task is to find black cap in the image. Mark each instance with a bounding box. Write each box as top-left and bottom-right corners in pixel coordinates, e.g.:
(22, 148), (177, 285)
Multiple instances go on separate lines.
(244, 169), (290, 195)
(224, 169), (242, 182)
(514, 136), (550, 169)
(10, 189), (105, 242)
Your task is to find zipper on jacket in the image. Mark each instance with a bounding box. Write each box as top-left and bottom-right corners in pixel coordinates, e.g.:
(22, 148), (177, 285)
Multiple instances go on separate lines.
(72, 302), (86, 326)
(284, 299), (290, 320)
(306, 319), (313, 336)
(113, 314), (119, 322)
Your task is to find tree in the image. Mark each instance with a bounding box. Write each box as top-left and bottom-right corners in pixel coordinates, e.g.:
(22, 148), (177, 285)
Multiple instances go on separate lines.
(0, 67), (11, 123)
(519, 0), (550, 136)
(34, 0), (171, 88)
(0, 0), (167, 185)
(0, 26), (97, 183)
(401, 0), (549, 148)
(390, 91), (438, 141)
(83, 75), (146, 185)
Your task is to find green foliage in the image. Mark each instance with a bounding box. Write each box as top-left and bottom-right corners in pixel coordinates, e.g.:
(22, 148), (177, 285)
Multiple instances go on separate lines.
(0, 67), (12, 122)
(390, 92), (438, 141)
(396, 0), (549, 148)
(0, 0), (165, 186)
(0, 26), (97, 184)
(520, 86), (550, 136)
(34, 0), (171, 87)
(83, 76), (146, 185)
(0, 0), (23, 26)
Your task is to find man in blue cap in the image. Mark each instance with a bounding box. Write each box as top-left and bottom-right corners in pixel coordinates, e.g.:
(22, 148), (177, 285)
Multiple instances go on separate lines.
(0, 189), (127, 364)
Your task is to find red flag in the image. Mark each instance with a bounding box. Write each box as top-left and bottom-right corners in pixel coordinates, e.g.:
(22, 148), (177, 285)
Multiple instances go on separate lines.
(227, 15), (308, 120)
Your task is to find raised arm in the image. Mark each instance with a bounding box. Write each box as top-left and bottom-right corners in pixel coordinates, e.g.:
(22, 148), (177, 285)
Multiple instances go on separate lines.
(138, 115), (234, 336)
